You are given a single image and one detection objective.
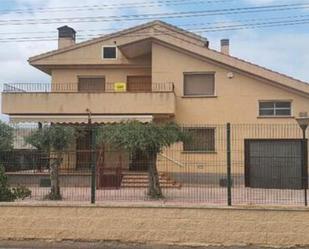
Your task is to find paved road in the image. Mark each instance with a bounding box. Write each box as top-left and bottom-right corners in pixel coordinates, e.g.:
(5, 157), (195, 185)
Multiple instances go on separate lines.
(0, 241), (308, 249)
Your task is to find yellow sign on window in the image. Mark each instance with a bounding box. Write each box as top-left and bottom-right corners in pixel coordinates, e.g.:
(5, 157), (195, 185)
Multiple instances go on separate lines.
(114, 82), (126, 92)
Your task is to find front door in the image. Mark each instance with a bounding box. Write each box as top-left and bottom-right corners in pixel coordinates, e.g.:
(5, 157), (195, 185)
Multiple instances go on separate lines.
(96, 145), (128, 189)
(130, 150), (149, 171)
(76, 129), (91, 170)
(127, 76), (151, 92)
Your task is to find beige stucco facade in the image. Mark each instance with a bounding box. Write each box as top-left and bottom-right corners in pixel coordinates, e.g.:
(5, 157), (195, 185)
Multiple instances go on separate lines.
(2, 20), (309, 174)
(152, 42), (309, 124)
(3, 21), (309, 123)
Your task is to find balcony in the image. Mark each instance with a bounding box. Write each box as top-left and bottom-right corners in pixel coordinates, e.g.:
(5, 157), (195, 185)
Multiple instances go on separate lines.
(2, 83), (175, 120)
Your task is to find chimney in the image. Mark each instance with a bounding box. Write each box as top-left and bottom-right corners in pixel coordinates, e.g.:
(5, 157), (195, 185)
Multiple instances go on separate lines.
(57, 25), (76, 49)
(221, 39), (230, 55)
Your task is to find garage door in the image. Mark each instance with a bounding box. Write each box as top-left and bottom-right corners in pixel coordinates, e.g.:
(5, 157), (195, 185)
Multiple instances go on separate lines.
(245, 139), (307, 189)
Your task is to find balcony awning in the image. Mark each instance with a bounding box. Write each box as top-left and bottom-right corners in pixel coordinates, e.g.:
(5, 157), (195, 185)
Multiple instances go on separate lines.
(9, 115), (153, 124)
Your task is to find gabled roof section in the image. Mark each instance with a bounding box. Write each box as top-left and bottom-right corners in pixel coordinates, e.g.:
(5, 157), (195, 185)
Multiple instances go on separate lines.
(152, 35), (309, 96)
(28, 20), (309, 96)
(28, 20), (208, 62)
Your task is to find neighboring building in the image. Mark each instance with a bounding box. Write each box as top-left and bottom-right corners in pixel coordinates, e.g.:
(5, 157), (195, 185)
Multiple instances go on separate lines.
(2, 21), (309, 189)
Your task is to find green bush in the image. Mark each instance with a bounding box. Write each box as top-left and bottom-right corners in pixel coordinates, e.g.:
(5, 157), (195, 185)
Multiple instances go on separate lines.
(0, 165), (31, 202)
(12, 185), (32, 200)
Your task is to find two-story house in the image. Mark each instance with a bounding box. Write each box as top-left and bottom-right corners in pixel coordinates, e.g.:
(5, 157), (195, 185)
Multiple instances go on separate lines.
(2, 20), (309, 189)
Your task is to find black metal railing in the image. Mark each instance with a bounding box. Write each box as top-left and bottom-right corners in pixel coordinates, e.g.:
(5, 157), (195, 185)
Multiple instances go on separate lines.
(2, 82), (174, 93)
(0, 123), (308, 206)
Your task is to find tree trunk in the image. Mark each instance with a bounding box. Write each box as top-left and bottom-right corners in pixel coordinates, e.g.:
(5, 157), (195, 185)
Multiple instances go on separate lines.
(147, 152), (163, 199)
(49, 152), (62, 200)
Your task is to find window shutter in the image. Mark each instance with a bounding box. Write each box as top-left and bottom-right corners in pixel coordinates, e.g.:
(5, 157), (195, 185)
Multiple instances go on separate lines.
(184, 74), (215, 96)
(78, 77), (105, 92)
(183, 128), (215, 152)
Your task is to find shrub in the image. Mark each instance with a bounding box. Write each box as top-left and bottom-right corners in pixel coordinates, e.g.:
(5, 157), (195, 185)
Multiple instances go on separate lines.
(0, 121), (14, 171)
(12, 185), (32, 200)
(0, 165), (31, 202)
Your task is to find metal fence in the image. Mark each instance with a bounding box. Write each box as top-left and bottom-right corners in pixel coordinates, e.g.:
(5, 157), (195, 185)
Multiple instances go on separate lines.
(2, 82), (174, 93)
(1, 123), (308, 206)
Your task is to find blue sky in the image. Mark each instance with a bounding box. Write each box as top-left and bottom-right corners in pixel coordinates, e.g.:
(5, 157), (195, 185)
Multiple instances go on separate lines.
(0, 0), (309, 121)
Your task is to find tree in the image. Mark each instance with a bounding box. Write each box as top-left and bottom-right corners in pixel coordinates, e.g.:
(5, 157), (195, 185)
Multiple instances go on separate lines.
(25, 125), (76, 200)
(0, 121), (14, 151)
(0, 121), (14, 171)
(96, 121), (187, 199)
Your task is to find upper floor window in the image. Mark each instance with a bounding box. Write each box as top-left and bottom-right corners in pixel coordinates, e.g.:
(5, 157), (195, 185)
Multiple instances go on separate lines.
(102, 46), (117, 59)
(78, 77), (105, 92)
(183, 73), (215, 96)
(259, 101), (291, 116)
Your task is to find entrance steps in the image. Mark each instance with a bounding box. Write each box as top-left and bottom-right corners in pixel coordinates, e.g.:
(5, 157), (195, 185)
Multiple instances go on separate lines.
(121, 172), (181, 189)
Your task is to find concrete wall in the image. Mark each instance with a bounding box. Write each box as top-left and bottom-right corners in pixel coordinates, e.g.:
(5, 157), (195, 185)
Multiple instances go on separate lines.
(7, 173), (91, 187)
(1, 204), (309, 247)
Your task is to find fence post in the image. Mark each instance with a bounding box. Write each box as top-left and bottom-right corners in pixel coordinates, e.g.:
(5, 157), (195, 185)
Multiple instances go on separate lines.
(301, 127), (308, 206)
(90, 126), (96, 204)
(226, 123), (232, 206)
(87, 109), (97, 204)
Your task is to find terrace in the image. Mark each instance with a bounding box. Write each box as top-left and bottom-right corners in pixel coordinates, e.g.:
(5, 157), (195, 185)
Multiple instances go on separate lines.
(1, 82), (176, 122)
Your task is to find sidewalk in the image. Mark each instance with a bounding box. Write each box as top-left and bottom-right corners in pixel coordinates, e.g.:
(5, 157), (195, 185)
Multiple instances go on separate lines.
(0, 240), (307, 249)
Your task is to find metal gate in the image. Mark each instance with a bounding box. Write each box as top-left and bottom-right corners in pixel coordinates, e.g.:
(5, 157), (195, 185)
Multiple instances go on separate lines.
(245, 139), (306, 189)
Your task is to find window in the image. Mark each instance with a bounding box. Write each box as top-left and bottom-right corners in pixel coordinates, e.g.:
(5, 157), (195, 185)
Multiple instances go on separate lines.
(184, 73), (215, 96)
(102, 46), (117, 59)
(78, 77), (105, 92)
(259, 101), (291, 116)
(183, 128), (215, 152)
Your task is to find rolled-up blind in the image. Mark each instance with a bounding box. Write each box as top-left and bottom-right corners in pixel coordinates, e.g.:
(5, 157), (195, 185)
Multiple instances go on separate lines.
(184, 74), (214, 96)
(78, 77), (105, 92)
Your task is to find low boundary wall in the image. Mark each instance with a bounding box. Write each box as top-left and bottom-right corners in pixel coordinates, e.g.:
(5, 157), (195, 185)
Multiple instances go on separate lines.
(1, 203), (309, 247)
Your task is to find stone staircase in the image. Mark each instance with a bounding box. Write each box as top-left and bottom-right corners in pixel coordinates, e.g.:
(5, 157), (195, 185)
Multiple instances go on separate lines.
(120, 172), (181, 189)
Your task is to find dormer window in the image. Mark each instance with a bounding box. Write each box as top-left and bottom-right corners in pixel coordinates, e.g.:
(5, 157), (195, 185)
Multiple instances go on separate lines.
(102, 46), (117, 59)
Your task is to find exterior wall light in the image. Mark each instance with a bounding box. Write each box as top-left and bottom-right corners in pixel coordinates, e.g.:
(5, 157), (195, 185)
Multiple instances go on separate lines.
(227, 72), (234, 79)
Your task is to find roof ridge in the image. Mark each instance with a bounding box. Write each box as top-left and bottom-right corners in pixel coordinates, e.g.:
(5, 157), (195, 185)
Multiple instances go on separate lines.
(152, 20), (208, 43)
